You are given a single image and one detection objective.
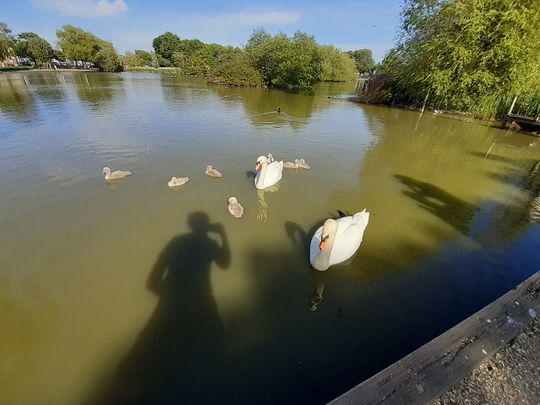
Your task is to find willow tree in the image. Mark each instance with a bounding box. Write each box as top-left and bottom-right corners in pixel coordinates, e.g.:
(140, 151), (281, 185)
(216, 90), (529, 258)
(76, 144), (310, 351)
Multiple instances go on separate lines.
(320, 45), (357, 82)
(56, 25), (122, 72)
(378, 0), (540, 118)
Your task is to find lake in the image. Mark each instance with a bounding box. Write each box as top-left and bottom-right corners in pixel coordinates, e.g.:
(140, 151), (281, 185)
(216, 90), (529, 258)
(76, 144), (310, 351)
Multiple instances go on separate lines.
(0, 71), (539, 404)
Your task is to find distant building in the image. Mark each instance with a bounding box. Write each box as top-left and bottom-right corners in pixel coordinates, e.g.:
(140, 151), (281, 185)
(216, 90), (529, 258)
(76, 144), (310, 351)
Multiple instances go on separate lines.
(0, 56), (34, 67)
(50, 59), (95, 70)
(0, 56), (95, 69)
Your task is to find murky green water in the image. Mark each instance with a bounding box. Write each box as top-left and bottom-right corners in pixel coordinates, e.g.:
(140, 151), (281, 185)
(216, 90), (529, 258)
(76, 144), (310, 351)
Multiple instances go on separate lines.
(0, 72), (539, 404)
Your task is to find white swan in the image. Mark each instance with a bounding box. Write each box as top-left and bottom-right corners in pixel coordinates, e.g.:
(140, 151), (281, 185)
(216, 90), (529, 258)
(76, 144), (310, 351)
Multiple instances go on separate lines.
(283, 161), (298, 169)
(103, 167), (132, 180)
(205, 165), (223, 178)
(168, 176), (189, 188)
(228, 197), (244, 218)
(254, 155), (283, 189)
(267, 153), (275, 163)
(295, 159), (311, 169)
(309, 209), (370, 271)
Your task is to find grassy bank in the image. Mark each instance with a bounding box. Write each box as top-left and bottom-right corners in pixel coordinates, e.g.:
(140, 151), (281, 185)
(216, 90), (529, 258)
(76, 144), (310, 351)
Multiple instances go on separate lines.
(125, 66), (184, 75)
(0, 65), (33, 72)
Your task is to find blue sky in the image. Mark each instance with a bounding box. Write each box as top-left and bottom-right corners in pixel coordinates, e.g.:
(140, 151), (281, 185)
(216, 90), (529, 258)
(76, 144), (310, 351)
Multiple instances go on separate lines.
(3, 1), (402, 61)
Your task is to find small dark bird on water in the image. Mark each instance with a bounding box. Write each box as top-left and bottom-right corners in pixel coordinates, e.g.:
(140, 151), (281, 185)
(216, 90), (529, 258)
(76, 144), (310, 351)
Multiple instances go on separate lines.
(277, 106), (281, 113)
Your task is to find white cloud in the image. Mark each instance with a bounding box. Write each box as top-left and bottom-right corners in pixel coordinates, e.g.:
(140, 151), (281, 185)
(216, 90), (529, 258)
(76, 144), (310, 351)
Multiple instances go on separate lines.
(32, 0), (128, 18)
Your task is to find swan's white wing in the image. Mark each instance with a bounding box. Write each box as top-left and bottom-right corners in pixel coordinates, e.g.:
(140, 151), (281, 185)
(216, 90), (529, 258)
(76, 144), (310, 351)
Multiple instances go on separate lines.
(335, 215), (354, 228)
(329, 216), (366, 265)
(309, 225), (323, 265)
(263, 161), (283, 188)
(353, 209), (370, 230)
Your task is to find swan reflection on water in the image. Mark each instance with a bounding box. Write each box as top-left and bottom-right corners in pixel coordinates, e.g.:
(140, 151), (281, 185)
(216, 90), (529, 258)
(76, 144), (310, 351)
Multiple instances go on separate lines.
(309, 281), (325, 312)
(285, 220), (330, 312)
(256, 182), (280, 222)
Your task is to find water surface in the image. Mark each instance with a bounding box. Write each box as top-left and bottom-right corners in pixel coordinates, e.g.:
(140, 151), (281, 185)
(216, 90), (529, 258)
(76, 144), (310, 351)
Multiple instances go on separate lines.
(0, 72), (539, 404)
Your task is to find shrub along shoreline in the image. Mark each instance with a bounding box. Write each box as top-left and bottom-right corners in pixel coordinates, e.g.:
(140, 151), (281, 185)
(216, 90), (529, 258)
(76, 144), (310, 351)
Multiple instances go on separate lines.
(138, 28), (366, 90)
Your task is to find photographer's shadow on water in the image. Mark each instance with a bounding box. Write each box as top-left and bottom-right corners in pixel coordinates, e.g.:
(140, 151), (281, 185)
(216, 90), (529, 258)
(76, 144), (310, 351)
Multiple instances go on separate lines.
(101, 211), (230, 404)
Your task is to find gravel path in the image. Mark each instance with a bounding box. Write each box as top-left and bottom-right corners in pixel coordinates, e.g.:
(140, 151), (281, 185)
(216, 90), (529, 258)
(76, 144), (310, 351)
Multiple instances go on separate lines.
(434, 317), (540, 405)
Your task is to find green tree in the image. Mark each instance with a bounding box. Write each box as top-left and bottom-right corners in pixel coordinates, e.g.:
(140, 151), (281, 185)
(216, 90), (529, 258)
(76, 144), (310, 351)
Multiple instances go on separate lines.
(56, 25), (122, 72)
(183, 52), (209, 75)
(150, 52), (160, 68)
(123, 50), (156, 67)
(320, 45), (357, 81)
(95, 42), (122, 72)
(53, 48), (65, 61)
(372, 0), (540, 118)
(245, 28), (322, 90)
(152, 32), (182, 65)
(207, 53), (263, 87)
(57, 25), (100, 62)
(347, 49), (375, 73)
(178, 38), (204, 55)
(15, 33), (54, 65)
(123, 51), (140, 67)
(0, 22), (15, 61)
(284, 31), (323, 89)
(134, 50), (152, 66)
(171, 51), (187, 68)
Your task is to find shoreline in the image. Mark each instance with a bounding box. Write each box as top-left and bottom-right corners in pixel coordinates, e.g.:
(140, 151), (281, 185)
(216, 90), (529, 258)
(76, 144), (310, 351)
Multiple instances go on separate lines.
(0, 67), (99, 73)
(352, 99), (539, 137)
(38, 68), (99, 72)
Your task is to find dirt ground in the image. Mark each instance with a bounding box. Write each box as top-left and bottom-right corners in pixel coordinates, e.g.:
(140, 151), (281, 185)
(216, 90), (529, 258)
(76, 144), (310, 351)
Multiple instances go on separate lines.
(435, 316), (539, 405)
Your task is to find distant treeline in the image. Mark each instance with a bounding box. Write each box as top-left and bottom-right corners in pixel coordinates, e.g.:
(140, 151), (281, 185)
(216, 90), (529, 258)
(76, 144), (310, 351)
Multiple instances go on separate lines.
(137, 28), (374, 89)
(363, 0), (540, 119)
(0, 23), (122, 72)
(0, 21), (374, 90)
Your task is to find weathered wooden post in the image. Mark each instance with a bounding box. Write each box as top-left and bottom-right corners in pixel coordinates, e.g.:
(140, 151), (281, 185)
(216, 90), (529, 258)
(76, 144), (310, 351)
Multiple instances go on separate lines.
(421, 90), (430, 114)
(502, 96), (518, 128)
(508, 96), (518, 115)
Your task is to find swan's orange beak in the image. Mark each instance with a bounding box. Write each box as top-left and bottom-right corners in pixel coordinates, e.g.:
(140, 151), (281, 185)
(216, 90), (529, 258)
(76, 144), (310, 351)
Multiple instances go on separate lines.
(255, 162), (261, 171)
(319, 237), (328, 250)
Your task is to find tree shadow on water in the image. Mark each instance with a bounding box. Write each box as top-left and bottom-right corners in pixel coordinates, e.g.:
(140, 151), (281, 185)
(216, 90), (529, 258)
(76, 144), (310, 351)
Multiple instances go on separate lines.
(101, 212), (230, 404)
(395, 174), (478, 235)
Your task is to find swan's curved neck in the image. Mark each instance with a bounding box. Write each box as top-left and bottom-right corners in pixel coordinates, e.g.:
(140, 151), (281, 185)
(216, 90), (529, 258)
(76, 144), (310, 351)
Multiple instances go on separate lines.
(256, 162), (268, 188)
(313, 229), (336, 270)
